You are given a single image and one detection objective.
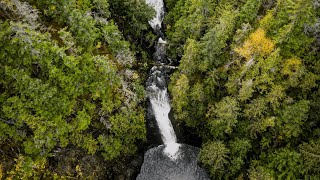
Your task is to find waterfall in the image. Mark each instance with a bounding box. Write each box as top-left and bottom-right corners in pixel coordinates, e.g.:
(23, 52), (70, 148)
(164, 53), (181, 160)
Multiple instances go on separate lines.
(145, 0), (180, 159)
(147, 66), (180, 159)
(146, 0), (165, 30)
(137, 1), (210, 179)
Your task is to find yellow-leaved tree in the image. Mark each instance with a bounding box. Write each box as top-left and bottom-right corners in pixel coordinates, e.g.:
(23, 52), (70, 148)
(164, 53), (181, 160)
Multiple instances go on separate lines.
(282, 57), (303, 76)
(235, 28), (275, 60)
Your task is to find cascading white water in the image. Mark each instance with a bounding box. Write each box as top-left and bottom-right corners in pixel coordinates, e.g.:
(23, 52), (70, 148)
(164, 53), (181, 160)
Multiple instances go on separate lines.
(149, 83), (176, 144)
(137, 1), (210, 179)
(145, 0), (180, 159)
(147, 67), (180, 159)
(146, 0), (165, 29)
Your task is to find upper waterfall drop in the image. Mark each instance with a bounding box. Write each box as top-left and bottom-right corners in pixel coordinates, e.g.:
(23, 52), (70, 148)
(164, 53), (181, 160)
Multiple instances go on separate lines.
(146, 0), (165, 30)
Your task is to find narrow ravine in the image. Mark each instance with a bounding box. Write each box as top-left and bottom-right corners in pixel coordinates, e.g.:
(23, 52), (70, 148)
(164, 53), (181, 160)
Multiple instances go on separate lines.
(136, 0), (210, 179)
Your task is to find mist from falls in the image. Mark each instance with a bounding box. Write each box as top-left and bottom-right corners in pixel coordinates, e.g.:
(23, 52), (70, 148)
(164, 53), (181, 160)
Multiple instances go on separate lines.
(137, 0), (210, 179)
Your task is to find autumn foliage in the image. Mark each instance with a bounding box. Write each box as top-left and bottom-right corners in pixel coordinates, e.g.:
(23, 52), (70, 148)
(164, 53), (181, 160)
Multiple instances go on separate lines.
(235, 28), (275, 59)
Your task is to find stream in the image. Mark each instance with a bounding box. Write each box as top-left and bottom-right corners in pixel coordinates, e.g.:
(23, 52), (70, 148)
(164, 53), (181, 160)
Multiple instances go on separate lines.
(136, 0), (210, 179)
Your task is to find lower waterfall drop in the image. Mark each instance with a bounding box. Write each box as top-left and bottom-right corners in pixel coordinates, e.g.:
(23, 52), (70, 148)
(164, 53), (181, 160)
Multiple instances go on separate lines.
(147, 48), (180, 159)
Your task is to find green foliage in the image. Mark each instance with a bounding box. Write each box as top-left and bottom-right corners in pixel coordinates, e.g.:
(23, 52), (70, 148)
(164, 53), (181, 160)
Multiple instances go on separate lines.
(92, 0), (111, 18)
(228, 138), (252, 176)
(199, 141), (230, 178)
(169, 0), (242, 133)
(199, 4), (238, 68)
(108, 0), (155, 37)
(206, 96), (240, 138)
(1, 0), (319, 178)
(165, 0), (180, 10)
(170, 74), (190, 119)
(68, 9), (99, 50)
(0, 0), (150, 178)
(248, 165), (274, 180)
(168, 0), (320, 178)
(300, 139), (320, 174)
(266, 148), (304, 179)
(98, 135), (122, 160)
(238, 0), (263, 25)
(165, 0), (217, 59)
(276, 100), (310, 139)
(5, 155), (48, 179)
(263, 0), (316, 57)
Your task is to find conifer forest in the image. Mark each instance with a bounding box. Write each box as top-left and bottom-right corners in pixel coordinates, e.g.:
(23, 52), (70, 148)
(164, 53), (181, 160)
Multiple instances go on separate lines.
(0, 0), (319, 179)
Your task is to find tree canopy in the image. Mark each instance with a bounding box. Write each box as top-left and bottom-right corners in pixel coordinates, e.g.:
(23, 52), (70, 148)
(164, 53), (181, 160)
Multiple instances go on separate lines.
(0, 0), (154, 178)
(167, 0), (320, 178)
